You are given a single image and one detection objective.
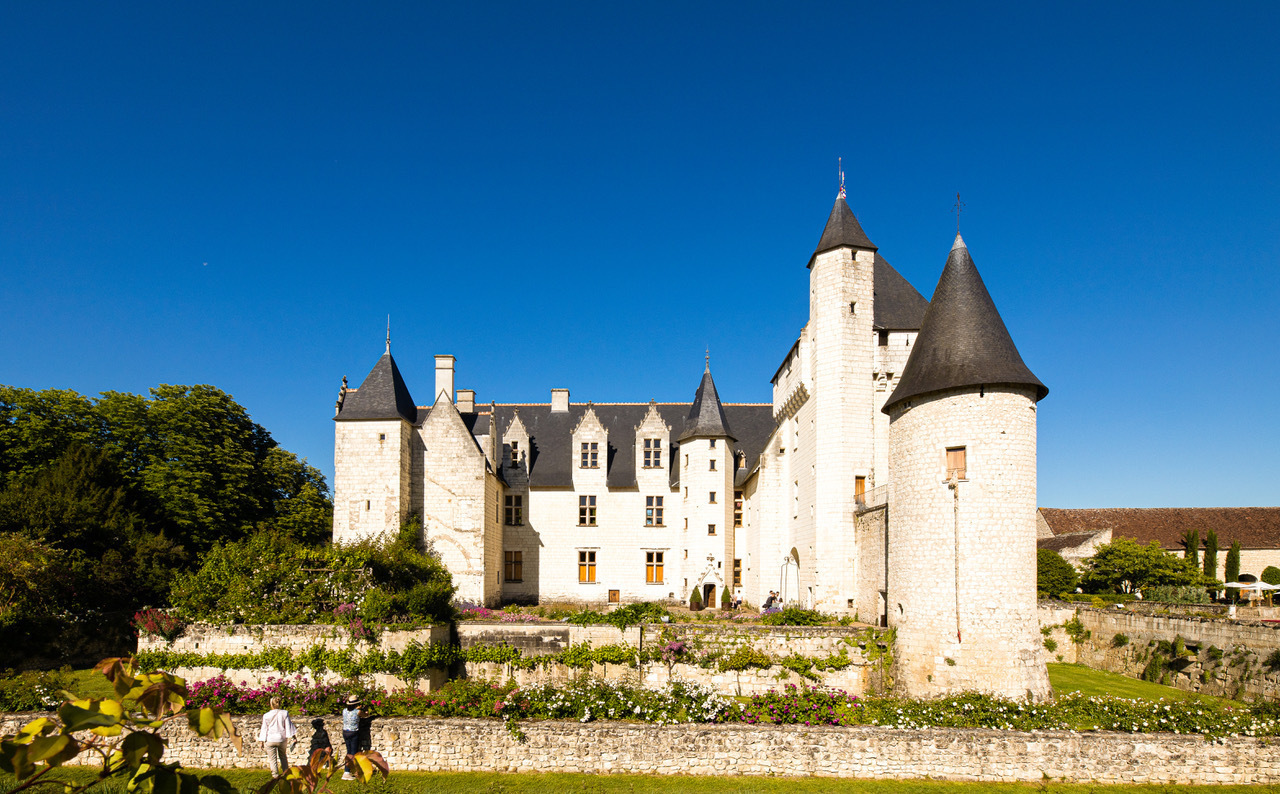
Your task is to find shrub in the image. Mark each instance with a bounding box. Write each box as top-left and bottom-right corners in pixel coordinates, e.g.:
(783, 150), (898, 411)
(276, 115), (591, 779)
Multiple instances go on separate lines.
(689, 588), (703, 611)
(1112, 633), (1129, 648)
(132, 608), (186, 642)
(1266, 649), (1280, 672)
(1144, 585), (1212, 604)
(721, 589), (732, 609)
(761, 607), (827, 626)
(0, 667), (74, 711)
(1037, 548), (1078, 597)
(1043, 638), (1058, 653)
(1262, 566), (1280, 586)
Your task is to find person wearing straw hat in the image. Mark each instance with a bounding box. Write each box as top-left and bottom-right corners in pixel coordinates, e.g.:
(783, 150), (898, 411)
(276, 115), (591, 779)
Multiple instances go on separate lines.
(340, 695), (361, 780)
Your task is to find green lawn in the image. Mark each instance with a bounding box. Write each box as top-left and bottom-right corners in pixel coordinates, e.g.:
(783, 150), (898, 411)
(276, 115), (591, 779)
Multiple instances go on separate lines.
(1047, 663), (1239, 706)
(3, 769), (1275, 794)
(65, 668), (117, 700)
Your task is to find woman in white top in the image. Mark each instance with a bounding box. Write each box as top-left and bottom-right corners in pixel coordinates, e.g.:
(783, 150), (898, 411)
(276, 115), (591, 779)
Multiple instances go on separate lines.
(257, 696), (297, 775)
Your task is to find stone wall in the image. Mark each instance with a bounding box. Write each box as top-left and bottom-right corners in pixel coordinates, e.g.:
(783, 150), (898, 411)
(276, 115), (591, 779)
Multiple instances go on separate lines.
(6, 713), (1276, 784)
(138, 623), (450, 655)
(1039, 604), (1280, 700)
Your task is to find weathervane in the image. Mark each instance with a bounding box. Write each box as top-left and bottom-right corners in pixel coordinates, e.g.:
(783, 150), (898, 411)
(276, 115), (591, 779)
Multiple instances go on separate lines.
(837, 157), (846, 200)
(705, 347), (710, 371)
(954, 192), (965, 234)
(385, 315), (391, 353)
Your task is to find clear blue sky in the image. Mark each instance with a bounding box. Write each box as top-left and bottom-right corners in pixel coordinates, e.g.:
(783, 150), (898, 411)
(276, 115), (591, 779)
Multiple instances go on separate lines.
(3, 2), (1277, 508)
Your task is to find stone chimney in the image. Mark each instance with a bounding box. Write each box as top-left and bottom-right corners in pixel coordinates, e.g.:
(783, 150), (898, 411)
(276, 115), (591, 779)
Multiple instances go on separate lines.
(551, 388), (570, 412)
(434, 355), (455, 403)
(456, 389), (475, 413)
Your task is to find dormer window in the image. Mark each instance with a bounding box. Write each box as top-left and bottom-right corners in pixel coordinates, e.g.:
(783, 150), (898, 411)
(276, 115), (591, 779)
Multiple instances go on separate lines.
(580, 442), (599, 468)
(709, 439), (716, 449)
(510, 441), (519, 466)
(643, 438), (663, 468)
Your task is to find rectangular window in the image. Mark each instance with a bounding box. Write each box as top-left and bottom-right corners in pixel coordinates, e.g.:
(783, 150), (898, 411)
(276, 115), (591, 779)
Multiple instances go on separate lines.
(709, 491), (717, 503)
(643, 438), (663, 468)
(580, 442), (599, 468)
(646, 551), (664, 584)
(509, 441), (519, 466)
(578, 550), (596, 583)
(855, 476), (866, 506)
(504, 551), (523, 582)
(734, 491), (743, 527)
(708, 523), (716, 536)
(946, 446), (967, 480)
(709, 459), (716, 471)
(709, 439), (716, 448)
(579, 494), (597, 525)
(504, 494), (524, 525)
(733, 558), (742, 587)
(645, 495), (664, 526)
(878, 330), (889, 346)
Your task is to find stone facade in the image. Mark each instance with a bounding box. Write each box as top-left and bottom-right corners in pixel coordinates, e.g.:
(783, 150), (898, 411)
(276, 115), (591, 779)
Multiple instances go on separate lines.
(8, 713), (1277, 784)
(888, 387), (1049, 700)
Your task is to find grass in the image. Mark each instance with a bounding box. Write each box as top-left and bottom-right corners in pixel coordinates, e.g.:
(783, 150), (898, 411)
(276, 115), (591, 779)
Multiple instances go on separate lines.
(3, 769), (1276, 794)
(64, 669), (117, 700)
(1047, 663), (1239, 706)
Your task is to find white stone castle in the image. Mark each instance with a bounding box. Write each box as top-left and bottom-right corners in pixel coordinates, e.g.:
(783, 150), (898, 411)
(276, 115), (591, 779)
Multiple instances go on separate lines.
(331, 191), (1051, 699)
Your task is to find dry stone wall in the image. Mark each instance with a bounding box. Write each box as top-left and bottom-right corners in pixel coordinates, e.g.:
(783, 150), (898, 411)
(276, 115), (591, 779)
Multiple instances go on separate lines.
(6, 713), (1277, 784)
(1039, 604), (1280, 701)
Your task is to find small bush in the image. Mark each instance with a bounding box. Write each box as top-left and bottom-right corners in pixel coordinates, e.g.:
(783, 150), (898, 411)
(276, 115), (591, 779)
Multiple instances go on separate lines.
(1112, 633), (1129, 648)
(1266, 649), (1280, 672)
(132, 608), (186, 642)
(1145, 585), (1213, 604)
(0, 668), (74, 711)
(761, 607), (827, 626)
(1043, 638), (1058, 653)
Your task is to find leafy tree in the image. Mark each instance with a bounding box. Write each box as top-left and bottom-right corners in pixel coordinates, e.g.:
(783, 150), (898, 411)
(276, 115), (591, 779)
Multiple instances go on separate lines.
(1181, 528), (1200, 569)
(1203, 529), (1219, 580)
(0, 387), (101, 488)
(0, 534), (67, 628)
(1262, 566), (1280, 586)
(1037, 548), (1078, 597)
(1080, 538), (1208, 595)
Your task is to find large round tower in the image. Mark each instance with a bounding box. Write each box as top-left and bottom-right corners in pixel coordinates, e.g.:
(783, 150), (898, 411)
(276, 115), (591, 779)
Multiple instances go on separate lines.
(883, 233), (1051, 701)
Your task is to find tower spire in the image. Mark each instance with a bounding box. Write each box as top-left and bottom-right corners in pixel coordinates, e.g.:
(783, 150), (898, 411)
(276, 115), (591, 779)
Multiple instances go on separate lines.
(837, 157), (846, 200)
(705, 347), (710, 372)
(385, 315), (391, 353)
(954, 192), (965, 235)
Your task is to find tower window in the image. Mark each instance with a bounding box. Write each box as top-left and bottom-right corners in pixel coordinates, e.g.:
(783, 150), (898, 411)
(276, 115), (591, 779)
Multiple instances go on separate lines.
(578, 550), (596, 583)
(734, 491), (743, 527)
(850, 301), (857, 315)
(708, 523), (717, 536)
(365, 500), (370, 511)
(579, 495), (597, 526)
(645, 495), (664, 526)
(709, 459), (716, 471)
(946, 447), (967, 480)
(510, 441), (519, 466)
(646, 551), (664, 584)
(709, 439), (716, 448)
(709, 491), (717, 503)
(733, 558), (742, 586)
(504, 551), (523, 582)
(504, 494), (524, 526)
(378, 433), (386, 442)
(878, 330), (888, 346)
(580, 442), (599, 468)
(643, 438), (663, 468)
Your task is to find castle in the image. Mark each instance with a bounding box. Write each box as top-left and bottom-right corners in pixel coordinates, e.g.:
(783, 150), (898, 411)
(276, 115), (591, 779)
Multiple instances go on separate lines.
(331, 191), (1051, 699)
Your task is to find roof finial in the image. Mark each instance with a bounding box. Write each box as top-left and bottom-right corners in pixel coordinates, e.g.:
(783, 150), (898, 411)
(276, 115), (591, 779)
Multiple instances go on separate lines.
(705, 347), (710, 372)
(954, 192), (965, 234)
(837, 157), (846, 200)
(385, 315), (391, 353)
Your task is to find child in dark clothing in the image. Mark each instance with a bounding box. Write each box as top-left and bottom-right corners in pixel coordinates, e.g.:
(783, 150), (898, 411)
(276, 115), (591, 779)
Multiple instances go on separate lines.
(308, 718), (333, 760)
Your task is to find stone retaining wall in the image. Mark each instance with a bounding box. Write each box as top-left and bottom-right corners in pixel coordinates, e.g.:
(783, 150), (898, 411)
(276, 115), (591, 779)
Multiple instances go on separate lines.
(138, 623), (450, 655)
(1038, 604), (1280, 700)
(4, 713), (1275, 784)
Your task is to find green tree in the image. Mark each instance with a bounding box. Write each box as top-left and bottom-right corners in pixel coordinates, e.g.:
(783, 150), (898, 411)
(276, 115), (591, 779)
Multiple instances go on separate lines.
(1225, 540), (1241, 585)
(1181, 528), (1200, 569)
(1037, 548), (1078, 597)
(1080, 538), (1207, 595)
(1261, 566), (1280, 586)
(1204, 529), (1219, 580)
(0, 387), (101, 487)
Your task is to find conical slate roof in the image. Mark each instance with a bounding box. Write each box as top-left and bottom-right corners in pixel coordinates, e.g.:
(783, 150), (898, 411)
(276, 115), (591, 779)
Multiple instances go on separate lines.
(808, 195), (877, 267)
(336, 348), (418, 422)
(883, 234), (1047, 413)
(678, 367), (736, 442)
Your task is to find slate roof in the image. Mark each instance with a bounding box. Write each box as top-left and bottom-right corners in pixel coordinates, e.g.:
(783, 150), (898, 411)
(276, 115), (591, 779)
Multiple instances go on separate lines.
(678, 368), (736, 442)
(1039, 508), (1280, 551)
(808, 196), (877, 267)
(335, 350), (418, 422)
(873, 253), (929, 331)
(487, 402), (774, 490)
(883, 234), (1047, 413)
(1037, 531), (1104, 554)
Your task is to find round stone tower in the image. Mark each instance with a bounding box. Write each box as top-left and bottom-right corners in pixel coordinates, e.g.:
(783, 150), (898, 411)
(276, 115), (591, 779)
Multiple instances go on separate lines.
(882, 233), (1051, 701)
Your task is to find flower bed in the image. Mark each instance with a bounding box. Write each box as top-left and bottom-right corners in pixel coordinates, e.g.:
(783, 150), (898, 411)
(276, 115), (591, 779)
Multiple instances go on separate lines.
(180, 673), (1280, 739)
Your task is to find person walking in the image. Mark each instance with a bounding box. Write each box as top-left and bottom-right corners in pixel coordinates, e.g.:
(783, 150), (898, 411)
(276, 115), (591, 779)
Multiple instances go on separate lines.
(257, 697), (297, 776)
(340, 695), (361, 780)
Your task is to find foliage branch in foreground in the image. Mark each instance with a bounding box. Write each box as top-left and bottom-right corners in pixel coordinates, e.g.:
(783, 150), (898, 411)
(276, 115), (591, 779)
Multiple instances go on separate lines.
(0, 658), (388, 794)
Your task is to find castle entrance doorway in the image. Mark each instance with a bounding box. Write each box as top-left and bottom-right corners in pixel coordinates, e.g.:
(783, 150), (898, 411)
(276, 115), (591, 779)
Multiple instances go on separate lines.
(703, 583), (716, 607)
